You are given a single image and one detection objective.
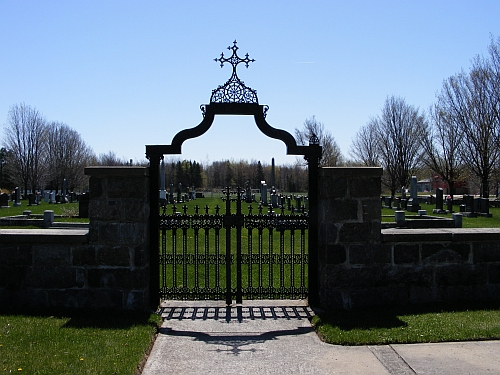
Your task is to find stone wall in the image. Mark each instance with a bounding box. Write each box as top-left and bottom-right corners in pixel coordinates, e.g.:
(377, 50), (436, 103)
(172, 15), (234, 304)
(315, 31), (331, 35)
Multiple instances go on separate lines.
(317, 167), (500, 310)
(0, 167), (150, 311)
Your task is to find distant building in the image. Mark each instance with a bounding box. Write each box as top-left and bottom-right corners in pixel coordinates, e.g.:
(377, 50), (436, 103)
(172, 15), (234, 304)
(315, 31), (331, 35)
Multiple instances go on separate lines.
(431, 175), (469, 195)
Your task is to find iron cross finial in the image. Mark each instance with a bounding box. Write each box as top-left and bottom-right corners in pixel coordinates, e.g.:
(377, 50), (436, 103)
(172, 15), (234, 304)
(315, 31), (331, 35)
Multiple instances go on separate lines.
(210, 40), (259, 104)
(214, 40), (255, 73)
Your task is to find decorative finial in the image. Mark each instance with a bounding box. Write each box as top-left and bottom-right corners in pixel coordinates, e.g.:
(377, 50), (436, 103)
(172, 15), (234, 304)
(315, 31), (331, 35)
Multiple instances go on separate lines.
(210, 40), (258, 104)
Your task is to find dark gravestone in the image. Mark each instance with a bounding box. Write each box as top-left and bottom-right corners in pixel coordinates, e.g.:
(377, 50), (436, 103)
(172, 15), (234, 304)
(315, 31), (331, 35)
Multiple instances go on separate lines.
(464, 195), (474, 212)
(79, 193), (89, 218)
(27, 193), (36, 206)
(436, 188), (443, 210)
(0, 193), (9, 207)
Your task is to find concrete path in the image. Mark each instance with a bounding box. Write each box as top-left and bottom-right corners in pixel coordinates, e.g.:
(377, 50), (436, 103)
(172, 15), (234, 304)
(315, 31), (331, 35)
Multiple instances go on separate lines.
(142, 300), (500, 375)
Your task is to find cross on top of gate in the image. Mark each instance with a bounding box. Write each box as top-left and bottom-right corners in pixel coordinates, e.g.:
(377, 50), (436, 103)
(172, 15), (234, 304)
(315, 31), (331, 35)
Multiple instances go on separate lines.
(210, 40), (259, 104)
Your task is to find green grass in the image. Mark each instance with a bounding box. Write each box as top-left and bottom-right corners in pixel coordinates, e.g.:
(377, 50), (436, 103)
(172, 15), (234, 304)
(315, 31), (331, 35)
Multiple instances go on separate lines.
(312, 302), (500, 345)
(382, 203), (500, 228)
(0, 200), (89, 227)
(0, 310), (161, 375)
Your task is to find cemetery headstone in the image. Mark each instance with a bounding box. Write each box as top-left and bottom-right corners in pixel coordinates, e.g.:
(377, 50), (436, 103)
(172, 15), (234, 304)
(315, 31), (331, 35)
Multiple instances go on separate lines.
(169, 183), (174, 204)
(177, 183), (182, 203)
(245, 181), (253, 203)
(406, 176), (420, 212)
(433, 188), (445, 214)
(260, 182), (267, 206)
(13, 187), (21, 207)
(49, 191), (56, 204)
(0, 193), (9, 208)
(79, 193), (89, 218)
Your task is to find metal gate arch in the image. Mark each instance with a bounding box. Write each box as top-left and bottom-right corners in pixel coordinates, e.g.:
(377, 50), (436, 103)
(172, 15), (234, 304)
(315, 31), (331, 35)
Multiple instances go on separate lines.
(146, 41), (322, 307)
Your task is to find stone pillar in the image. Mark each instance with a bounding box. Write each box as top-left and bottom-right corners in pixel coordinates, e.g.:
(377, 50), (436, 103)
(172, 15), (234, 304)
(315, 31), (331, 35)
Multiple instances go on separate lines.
(317, 167), (383, 310)
(84, 166), (150, 310)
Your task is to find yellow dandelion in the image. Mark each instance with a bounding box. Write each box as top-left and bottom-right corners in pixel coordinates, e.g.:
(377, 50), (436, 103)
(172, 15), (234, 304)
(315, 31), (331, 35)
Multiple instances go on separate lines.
(18, 368), (22, 371)
(80, 358), (84, 361)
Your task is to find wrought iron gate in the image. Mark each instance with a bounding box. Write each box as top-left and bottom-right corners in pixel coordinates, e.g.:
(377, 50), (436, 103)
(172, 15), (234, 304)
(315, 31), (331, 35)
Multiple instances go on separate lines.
(159, 187), (308, 304)
(147, 41), (322, 308)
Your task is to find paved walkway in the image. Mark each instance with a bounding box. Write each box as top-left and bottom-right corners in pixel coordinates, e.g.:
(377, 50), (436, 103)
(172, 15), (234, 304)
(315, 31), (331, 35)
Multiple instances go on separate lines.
(142, 300), (500, 375)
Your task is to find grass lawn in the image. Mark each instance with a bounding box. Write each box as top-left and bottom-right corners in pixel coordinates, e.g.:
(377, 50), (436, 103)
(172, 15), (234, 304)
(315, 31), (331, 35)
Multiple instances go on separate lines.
(382, 202), (500, 228)
(0, 310), (161, 375)
(0, 200), (88, 223)
(312, 302), (500, 346)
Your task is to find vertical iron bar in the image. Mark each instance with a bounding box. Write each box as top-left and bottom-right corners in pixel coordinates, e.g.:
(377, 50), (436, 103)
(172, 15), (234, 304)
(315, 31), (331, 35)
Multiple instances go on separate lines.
(247, 226), (253, 299)
(194, 226), (199, 296)
(215, 227), (220, 297)
(161, 227), (167, 297)
(258, 227), (263, 297)
(236, 186), (242, 304)
(204, 227), (210, 292)
(268, 223), (273, 297)
(172, 228), (177, 296)
(280, 227), (285, 295)
(225, 187), (232, 305)
(182, 227), (188, 296)
(290, 227), (295, 294)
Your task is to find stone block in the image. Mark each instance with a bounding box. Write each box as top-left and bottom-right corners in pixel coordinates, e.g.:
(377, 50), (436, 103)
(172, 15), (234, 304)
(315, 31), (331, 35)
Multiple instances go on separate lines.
(350, 177), (381, 198)
(72, 245), (97, 266)
(349, 243), (390, 265)
(385, 265), (434, 287)
(338, 222), (371, 242)
(320, 244), (346, 265)
(89, 199), (121, 221)
(393, 244), (420, 264)
(488, 263), (500, 284)
(319, 288), (348, 310)
(134, 245), (149, 268)
(87, 268), (148, 290)
(0, 245), (31, 266)
(26, 267), (85, 288)
(319, 176), (348, 199)
(433, 264), (488, 286)
(362, 198), (381, 221)
(48, 289), (124, 309)
(96, 246), (131, 267)
(474, 242), (500, 263)
(0, 266), (27, 287)
(33, 244), (72, 266)
(422, 244), (470, 264)
(321, 199), (359, 222)
(348, 286), (409, 309)
(107, 177), (146, 199)
(120, 223), (147, 246)
(319, 222), (338, 244)
(89, 177), (103, 198)
(125, 290), (149, 310)
(123, 200), (149, 222)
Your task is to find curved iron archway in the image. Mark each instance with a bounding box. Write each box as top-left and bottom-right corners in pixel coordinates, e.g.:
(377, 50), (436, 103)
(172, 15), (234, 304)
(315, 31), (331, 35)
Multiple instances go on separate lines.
(146, 41), (322, 308)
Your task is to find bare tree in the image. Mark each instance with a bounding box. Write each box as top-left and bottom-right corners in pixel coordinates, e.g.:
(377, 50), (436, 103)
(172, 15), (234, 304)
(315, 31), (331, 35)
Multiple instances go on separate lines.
(349, 119), (380, 167)
(439, 61), (500, 198)
(420, 103), (465, 199)
(45, 122), (94, 191)
(375, 96), (426, 196)
(295, 116), (343, 166)
(96, 151), (128, 166)
(4, 103), (47, 193)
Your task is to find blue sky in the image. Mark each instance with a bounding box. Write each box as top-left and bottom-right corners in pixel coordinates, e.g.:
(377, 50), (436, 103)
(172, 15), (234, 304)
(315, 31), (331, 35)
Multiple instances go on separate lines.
(1, 1), (499, 166)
